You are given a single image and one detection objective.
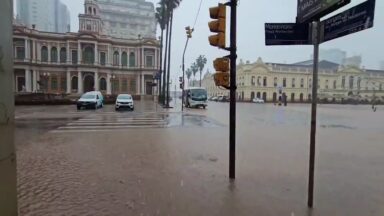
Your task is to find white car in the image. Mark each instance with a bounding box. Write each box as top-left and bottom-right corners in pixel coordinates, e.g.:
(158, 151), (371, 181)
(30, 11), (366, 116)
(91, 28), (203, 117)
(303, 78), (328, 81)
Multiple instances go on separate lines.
(252, 98), (265, 103)
(77, 91), (104, 110)
(115, 94), (134, 111)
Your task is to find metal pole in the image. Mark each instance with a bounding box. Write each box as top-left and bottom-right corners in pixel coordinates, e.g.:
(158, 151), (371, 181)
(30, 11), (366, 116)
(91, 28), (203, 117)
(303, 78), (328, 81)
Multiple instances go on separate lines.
(182, 37), (190, 112)
(229, 0), (237, 179)
(308, 20), (320, 208)
(0, 0), (18, 215)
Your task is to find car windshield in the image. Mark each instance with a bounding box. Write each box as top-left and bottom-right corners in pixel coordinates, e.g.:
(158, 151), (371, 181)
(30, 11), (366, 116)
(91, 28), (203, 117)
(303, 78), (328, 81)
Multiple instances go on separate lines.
(190, 89), (207, 98)
(117, 95), (132, 100)
(81, 94), (96, 99)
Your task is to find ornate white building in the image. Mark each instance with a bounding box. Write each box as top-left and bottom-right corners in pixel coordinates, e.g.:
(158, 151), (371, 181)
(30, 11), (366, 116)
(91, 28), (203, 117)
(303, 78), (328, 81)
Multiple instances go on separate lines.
(13, 0), (160, 97)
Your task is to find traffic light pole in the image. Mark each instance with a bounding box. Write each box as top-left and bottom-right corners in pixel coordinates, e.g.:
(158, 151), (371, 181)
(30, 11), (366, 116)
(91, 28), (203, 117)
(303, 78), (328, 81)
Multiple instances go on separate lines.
(308, 20), (320, 208)
(182, 37), (190, 112)
(0, 1), (18, 215)
(228, 0), (237, 180)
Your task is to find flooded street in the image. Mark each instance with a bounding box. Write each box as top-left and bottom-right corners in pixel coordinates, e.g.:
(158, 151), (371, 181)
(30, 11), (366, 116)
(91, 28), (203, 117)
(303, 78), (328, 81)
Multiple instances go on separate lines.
(15, 101), (384, 216)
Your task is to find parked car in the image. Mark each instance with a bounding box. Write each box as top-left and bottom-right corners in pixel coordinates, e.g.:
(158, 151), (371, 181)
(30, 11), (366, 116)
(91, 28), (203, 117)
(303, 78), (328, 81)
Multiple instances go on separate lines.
(115, 94), (134, 111)
(77, 91), (104, 110)
(252, 97), (265, 103)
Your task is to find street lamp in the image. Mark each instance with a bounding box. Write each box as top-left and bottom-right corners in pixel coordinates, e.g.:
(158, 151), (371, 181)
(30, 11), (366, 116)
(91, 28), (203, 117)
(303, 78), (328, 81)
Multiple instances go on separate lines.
(41, 72), (50, 93)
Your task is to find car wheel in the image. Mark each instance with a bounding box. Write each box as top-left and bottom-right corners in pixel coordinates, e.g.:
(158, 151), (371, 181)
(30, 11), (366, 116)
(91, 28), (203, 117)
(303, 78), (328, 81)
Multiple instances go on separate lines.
(77, 106), (81, 110)
(115, 107), (119, 111)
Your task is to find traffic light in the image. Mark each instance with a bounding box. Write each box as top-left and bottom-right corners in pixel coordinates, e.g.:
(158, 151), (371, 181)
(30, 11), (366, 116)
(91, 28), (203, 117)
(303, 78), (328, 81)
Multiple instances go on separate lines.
(185, 26), (194, 38)
(179, 76), (184, 89)
(213, 57), (230, 88)
(208, 3), (226, 49)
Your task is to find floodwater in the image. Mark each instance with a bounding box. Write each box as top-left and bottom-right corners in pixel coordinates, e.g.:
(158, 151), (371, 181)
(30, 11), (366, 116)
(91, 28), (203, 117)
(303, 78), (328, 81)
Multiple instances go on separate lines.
(15, 102), (384, 215)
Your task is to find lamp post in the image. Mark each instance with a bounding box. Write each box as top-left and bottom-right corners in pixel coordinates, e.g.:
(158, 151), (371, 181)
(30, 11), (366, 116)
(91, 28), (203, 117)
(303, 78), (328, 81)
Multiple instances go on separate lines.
(41, 72), (50, 93)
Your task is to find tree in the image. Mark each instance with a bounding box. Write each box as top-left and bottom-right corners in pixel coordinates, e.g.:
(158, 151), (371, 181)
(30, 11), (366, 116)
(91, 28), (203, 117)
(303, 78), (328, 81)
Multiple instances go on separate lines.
(155, 4), (167, 102)
(196, 55), (207, 87)
(191, 62), (199, 87)
(186, 68), (192, 87)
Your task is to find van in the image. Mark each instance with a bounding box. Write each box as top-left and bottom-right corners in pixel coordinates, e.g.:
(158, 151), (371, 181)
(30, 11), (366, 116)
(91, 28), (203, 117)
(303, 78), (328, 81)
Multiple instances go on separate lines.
(184, 87), (208, 109)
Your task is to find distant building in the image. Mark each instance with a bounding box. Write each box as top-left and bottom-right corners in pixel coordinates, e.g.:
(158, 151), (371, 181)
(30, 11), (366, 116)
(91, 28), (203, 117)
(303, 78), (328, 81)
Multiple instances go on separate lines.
(16, 0), (70, 33)
(311, 49), (346, 65)
(343, 56), (362, 68)
(13, 0), (160, 97)
(97, 0), (156, 39)
(203, 57), (384, 103)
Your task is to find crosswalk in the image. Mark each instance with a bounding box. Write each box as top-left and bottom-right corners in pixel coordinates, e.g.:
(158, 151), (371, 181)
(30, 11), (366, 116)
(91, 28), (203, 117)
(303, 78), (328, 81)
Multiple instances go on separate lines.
(50, 112), (168, 133)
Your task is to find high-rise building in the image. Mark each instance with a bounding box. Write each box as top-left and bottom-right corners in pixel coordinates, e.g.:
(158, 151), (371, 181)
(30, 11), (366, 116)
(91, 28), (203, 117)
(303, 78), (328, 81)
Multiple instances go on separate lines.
(97, 0), (156, 39)
(343, 56), (362, 68)
(16, 0), (70, 33)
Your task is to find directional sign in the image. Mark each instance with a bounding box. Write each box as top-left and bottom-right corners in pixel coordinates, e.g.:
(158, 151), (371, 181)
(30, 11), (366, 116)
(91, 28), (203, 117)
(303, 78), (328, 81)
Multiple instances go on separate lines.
(265, 23), (312, 46)
(320, 0), (375, 43)
(297, 0), (351, 23)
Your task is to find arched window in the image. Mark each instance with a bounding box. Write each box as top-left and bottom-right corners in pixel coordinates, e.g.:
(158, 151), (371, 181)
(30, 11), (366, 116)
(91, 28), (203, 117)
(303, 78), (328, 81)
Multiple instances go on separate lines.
(263, 77), (267, 87)
(256, 92), (261, 99)
(291, 93), (295, 102)
(273, 92), (277, 102)
(99, 78), (107, 91)
(112, 79), (120, 93)
(251, 92), (255, 100)
(113, 51), (119, 66)
(300, 78), (304, 88)
(93, 8), (96, 15)
(349, 76), (354, 89)
(129, 52), (136, 67)
(325, 80), (329, 89)
(309, 79), (312, 89)
(341, 76), (346, 88)
(60, 47), (66, 63)
(83, 46), (94, 64)
(71, 76), (78, 90)
(251, 76), (255, 86)
(300, 93), (304, 102)
(333, 80), (337, 89)
(283, 78), (287, 87)
(262, 92), (267, 101)
(88, 7), (92, 14)
(122, 52), (128, 67)
(41, 46), (48, 62)
(292, 78), (296, 88)
(51, 47), (58, 62)
(257, 76), (261, 86)
(274, 77), (277, 87)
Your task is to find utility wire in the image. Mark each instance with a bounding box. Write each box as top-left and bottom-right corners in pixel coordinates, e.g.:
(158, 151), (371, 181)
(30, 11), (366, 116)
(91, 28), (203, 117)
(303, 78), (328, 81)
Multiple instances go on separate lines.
(192, 0), (204, 29)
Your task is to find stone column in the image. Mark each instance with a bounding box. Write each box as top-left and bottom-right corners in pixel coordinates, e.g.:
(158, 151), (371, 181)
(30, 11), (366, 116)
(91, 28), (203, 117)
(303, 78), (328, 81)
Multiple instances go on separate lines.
(95, 72), (99, 91)
(25, 69), (32, 92)
(78, 71), (83, 94)
(95, 43), (98, 65)
(141, 73), (145, 95)
(107, 73), (112, 95)
(136, 74), (140, 95)
(141, 47), (144, 68)
(119, 48), (122, 68)
(78, 42), (81, 64)
(32, 70), (37, 92)
(24, 38), (29, 61)
(47, 44), (51, 63)
(66, 42), (70, 64)
(66, 70), (71, 94)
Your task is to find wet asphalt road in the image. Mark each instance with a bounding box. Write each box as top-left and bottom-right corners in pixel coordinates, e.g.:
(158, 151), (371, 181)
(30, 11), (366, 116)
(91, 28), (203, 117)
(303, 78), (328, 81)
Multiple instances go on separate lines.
(15, 101), (384, 216)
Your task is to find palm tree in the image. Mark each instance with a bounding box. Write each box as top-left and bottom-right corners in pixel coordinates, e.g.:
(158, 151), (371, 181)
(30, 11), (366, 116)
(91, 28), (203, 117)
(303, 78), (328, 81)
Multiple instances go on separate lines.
(155, 5), (167, 102)
(196, 55), (207, 87)
(186, 68), (192, 87)
(191, 62), (199, 87)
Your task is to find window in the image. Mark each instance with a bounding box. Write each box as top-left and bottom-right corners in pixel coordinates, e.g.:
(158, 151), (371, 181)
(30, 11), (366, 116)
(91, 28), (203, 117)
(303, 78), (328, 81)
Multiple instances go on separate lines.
(357, 77), (361, 90)
(83, 46), (94, 64)
(122, 52), (128, 67)
(283, 78), (286, 87)
(263, 77), (267, 87)
(257, 76), (261, 86)
(309, 79), (312, 89)
(146, 55), (154, 67)
(129, 52), (136, 67)
(325, 80), (329, 89)
(71, 76), (78, 90)
(16, 47), (25, 59)
(100, 52), (106, 65)
(113, 51), (119, 66)
(130, 79), (136, 93)
(41, 46), (48, 62)
(274, 77), (277, 87)
(300, 78), (304, 88)
(122, 79), (128, 92)
(112, 79), (119, 93)
(93, 8), (96, 15)
(60, 48), (66, 63)
(349, 76), (354, 89)
(51, 47), (58, 62)
(341, 76), (346, 88)
(60, 77), (66, 91)
(99, 78), (107, 91)
(292, 78), (295, 88)
(333, 80), (337, 89)
(88, 7), (92, 14)
(72, 50), (78, 64)
(51, 76), (58, 90)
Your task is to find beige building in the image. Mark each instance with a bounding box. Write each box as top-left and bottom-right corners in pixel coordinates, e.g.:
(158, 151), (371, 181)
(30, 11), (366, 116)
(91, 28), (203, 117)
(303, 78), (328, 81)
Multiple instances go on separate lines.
(203, 58), (384, 103)
(13, 0), (160, 97)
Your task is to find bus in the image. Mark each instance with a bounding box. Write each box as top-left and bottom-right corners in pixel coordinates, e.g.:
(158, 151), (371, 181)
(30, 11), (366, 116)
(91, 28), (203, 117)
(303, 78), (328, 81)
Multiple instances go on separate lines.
(184, 87), (208, 109)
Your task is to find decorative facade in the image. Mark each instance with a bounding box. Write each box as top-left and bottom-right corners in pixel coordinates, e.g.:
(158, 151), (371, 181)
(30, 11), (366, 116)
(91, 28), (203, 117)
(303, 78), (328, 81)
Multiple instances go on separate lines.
(203, 58), (384, 103)
(13, 0), (160, 97)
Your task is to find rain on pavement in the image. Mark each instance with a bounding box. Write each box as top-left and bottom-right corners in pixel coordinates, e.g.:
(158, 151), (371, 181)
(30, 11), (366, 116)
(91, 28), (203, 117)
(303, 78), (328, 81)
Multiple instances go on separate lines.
(15, 101), (384, 216)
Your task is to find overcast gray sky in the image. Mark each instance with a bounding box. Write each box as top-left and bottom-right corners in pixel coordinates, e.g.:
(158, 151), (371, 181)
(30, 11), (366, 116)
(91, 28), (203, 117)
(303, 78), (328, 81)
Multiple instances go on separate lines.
(59, 0), (384, 83)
